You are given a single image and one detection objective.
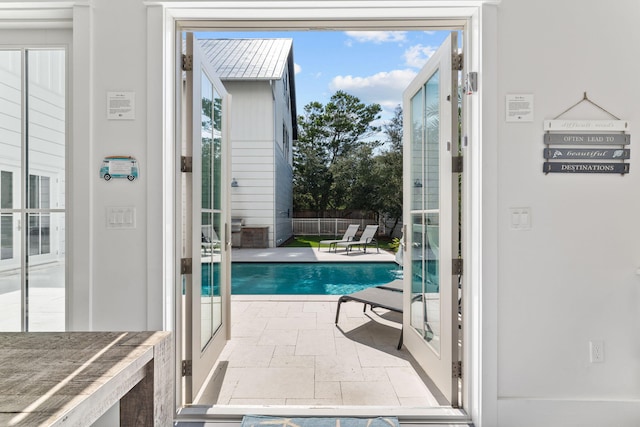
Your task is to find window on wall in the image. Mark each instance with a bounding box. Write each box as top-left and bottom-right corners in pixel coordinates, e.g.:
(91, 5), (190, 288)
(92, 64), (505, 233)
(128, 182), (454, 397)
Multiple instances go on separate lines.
(1, 171), (13, 260)
(0, 48), (66, 331)
(28, 174), (51, 256)
(282, 123), (290, 160)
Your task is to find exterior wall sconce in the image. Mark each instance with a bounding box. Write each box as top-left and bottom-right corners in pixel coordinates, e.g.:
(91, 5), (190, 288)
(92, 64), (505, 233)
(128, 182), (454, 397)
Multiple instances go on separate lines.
(414, 179), (422, 187)
(231, 178), (239, 187)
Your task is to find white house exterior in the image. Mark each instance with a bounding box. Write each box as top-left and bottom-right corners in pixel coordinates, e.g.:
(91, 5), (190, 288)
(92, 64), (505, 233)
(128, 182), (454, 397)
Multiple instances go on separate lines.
(199, 39), (297, 247)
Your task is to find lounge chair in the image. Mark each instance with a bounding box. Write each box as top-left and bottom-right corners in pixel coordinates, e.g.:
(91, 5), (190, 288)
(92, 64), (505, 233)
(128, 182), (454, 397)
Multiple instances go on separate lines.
(335, 224), (379, 254)
(318, 224), (360, 252)
(376, 279), (403, 292)
(335, 285), (404, 349)
(201, 225), (221, 255)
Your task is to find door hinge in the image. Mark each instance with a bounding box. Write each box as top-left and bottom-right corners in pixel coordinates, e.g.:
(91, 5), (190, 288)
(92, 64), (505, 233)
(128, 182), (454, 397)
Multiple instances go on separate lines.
(180, 156), (193, 172)
(182, 54), (193, 71)
(453, 52), (464, 71)
(181, 156), (193, 173)
(181, 258), (192, 275)
(452, 156), (463, 173)
(466, 71), (478, 94)
(452, 258), (463, 276)
(182, 360), (192, 377)
(452, 360), (462, 379)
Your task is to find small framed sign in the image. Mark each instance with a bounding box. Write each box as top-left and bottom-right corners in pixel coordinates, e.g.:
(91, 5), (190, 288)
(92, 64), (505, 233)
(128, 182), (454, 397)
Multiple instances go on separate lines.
(107, 91), (135, 120)
(506, 94), (534, 122)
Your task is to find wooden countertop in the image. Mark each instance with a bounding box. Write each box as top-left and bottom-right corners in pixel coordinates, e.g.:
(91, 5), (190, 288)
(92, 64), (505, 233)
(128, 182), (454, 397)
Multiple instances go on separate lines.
(0, 331), (172, 427)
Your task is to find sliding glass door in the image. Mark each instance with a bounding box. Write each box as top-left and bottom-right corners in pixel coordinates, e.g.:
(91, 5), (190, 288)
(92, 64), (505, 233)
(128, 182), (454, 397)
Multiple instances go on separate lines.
(0, 48), (66, 331)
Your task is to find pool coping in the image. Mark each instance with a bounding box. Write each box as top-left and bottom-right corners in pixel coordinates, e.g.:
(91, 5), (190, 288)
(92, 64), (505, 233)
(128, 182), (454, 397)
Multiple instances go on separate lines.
(231, 247), (397, 263)
(231, 294), (340, 302)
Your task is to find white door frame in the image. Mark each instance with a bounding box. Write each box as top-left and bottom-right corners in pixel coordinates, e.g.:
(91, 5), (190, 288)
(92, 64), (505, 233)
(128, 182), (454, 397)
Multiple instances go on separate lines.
(153, 3), (499, 426)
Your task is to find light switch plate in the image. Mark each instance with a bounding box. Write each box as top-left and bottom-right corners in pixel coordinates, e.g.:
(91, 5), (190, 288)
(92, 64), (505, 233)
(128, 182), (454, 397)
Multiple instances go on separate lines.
(509, 207), (531, 230)
(106, 206), (136, 229)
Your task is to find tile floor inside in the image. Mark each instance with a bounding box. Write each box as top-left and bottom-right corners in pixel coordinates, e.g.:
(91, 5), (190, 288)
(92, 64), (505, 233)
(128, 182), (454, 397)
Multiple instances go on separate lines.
(197, 296), (444, 407)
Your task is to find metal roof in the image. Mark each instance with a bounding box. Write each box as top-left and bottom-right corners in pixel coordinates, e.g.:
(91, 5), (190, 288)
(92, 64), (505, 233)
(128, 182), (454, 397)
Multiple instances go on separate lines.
(198, 38), (293, 80)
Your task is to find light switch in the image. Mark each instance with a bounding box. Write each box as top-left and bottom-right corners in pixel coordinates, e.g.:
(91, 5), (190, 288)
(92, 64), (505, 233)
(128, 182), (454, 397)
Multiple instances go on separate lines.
(106, 207), (136, 229)
(509, 207), (531, 231)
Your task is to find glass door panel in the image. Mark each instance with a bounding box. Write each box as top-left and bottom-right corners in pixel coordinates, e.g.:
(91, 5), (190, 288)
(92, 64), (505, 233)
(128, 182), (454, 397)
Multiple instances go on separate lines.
(403, 32), (459, 406)
(0, 48), (66, 332)
(183, 32), (231, 403)
(199, 72), (223, 350)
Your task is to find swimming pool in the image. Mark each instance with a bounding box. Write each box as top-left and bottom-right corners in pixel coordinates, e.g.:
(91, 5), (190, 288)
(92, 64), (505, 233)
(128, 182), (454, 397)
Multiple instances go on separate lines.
(230, 262), (402, 295)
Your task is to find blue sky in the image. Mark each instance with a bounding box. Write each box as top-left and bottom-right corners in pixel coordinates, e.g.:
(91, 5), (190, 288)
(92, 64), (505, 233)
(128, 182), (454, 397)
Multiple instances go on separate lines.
(201, 30), (451, 127)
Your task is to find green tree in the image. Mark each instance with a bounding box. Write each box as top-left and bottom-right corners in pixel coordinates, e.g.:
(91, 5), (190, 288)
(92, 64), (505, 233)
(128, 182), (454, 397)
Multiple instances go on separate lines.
(293, 91), (382, 214)
(372, 105), (403, 236)
(332, 144), (377, 211)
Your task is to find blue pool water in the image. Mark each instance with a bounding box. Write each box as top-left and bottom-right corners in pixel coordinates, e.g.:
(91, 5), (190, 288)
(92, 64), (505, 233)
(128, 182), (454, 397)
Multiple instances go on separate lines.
(229, 262), (402, 295)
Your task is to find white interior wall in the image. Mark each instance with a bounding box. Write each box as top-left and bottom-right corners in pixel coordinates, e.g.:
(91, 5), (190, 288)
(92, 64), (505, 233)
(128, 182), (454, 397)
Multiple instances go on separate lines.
(82, 0), (151, 331)
(6, 0), (640, 426)
(495, 0), (640, 425)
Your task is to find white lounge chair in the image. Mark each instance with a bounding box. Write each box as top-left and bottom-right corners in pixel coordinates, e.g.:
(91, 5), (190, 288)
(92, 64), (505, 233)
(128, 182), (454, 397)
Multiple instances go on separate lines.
(201, 224), (221, 255)
(336, 224), (379, 254)
(318, 224), (360, 252)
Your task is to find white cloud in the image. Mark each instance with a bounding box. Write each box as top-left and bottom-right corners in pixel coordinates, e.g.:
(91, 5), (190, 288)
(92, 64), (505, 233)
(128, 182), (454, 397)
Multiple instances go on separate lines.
(345, 31), (407, 44)
(329, 68), (417, 111)
(404, 44), (437, 68)
(294, 63), (302, 74)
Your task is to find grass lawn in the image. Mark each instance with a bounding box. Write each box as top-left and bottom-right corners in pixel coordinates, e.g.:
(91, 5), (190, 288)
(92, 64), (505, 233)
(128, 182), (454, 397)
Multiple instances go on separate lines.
(283, 235), (396, 251)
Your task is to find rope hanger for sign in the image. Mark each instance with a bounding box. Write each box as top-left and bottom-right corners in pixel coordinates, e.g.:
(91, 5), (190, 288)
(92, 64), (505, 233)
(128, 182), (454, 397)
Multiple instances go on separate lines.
(552, 91), (621, 120)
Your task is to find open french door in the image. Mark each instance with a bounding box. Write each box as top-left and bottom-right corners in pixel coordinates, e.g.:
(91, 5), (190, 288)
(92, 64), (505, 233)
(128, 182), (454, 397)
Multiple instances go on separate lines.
(402, 32), (461, 407)
(181, 33), (232, 404)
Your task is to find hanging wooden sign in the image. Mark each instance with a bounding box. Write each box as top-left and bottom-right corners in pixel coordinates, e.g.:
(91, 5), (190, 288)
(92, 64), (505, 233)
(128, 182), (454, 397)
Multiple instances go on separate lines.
(544, 148), (630, 160)
(544, 133), (630, 145)
(544, 120), (629, 132)
(543, 93), (630, 175)
(543, 162), (629, 174)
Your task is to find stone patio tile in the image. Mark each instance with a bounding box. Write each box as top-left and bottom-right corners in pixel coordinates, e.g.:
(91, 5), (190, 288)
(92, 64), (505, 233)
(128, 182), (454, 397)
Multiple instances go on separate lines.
(315, 353), (363, 382)
(340, 381), (400, 406)
(226, 342), (274, 367)
(356, 342), (410, 367)
(386, 366), (432, 398)
(230, 367), (314, 399)
(273, 345), (295, 356)
(269, 354), (315, 368)
(315, 381), (342, 399)
(257, 329), (299, 346)
(266, 316), (317, 330)
(295, 329), (336, 356)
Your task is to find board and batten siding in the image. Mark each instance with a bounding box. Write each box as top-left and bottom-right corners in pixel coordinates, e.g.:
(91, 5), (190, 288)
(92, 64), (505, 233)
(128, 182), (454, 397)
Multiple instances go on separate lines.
(226, 81), (277, 245)
(219, 42), (295, 247)
(272, 75), (293, 246)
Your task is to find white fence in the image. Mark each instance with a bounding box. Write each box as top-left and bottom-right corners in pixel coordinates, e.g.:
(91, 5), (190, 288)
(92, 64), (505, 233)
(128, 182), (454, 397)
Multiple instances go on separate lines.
(292, 218), (379, 237)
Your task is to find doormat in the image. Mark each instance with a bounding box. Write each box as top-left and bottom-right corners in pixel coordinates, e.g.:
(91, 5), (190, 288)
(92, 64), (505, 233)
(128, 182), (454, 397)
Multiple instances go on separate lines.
(241, 416), (400, 427)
